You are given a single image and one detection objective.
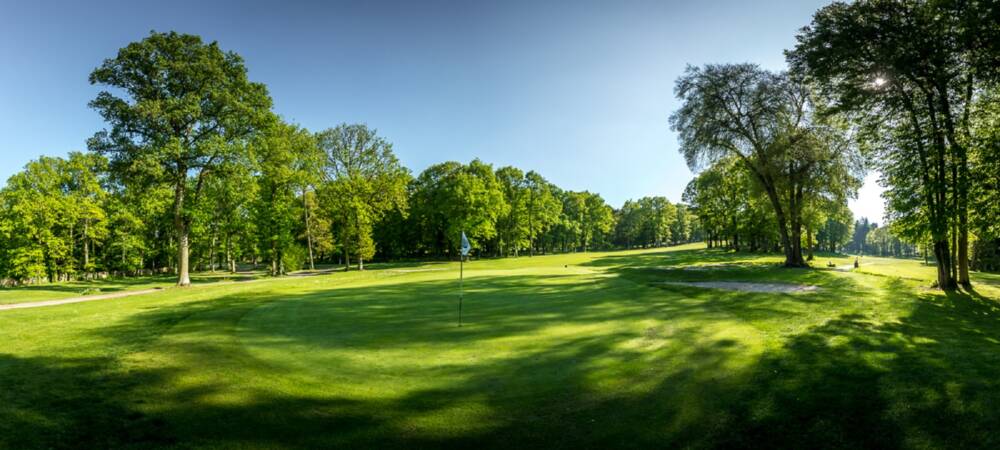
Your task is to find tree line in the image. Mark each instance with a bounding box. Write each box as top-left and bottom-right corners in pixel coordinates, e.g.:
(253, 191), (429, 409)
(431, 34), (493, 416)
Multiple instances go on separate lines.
(672, 0), (1000, 289)
(0, 31), (703, 286)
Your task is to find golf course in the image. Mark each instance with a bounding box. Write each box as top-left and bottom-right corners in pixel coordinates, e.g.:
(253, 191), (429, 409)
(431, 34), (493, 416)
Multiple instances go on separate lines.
(3, 244), (999, 449)
(5, 0), (1000, 448)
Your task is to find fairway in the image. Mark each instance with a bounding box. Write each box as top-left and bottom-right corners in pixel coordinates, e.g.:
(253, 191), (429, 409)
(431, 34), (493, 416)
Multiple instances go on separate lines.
(3, 244), (999, 449)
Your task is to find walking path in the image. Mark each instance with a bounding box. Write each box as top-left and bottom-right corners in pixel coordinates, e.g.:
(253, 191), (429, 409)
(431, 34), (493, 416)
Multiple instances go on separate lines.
(0, 268), (341, 312)
(0, 288), (166, 311)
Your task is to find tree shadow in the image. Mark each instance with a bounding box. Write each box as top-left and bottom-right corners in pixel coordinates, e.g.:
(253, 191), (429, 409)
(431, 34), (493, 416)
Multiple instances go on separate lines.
(3, 251), (1000, 448)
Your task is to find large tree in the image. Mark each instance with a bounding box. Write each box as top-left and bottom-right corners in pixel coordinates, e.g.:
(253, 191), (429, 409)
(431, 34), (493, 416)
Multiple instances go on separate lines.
(317, 124), (410, 270)
(670, 63), (860, 267)
(88, 31), (272, 286)
(524, 171), (562, 256)
(788, 0), (1000, 288)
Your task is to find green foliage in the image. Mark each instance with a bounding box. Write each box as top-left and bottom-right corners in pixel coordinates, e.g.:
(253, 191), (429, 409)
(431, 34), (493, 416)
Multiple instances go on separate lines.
(253, 121), (320, 275)
(790, 0), (1000, 286)
(409, 160), (508, 256)
(613, 196), (685, 249)
(317, 124), (410, 269)
(670, 63), (862, 266)
(88, 31), (273, 285)
(280, 244), (308, 273)
(0, 153), (110, 282)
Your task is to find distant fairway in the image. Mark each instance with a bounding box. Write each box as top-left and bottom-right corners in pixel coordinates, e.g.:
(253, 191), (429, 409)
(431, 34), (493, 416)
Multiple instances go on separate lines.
(2, 244), (1000, 449)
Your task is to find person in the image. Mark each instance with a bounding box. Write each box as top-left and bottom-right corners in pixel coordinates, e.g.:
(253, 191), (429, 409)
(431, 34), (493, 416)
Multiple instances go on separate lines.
(854, 257), (859, 269)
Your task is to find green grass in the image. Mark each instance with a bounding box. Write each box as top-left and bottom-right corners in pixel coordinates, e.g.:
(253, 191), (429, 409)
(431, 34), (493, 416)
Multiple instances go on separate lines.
(2, 244), (999, 449)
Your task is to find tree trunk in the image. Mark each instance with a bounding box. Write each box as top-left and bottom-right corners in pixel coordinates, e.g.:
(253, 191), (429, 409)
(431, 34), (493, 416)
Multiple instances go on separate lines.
(763, 185), (801, 267)
(174, 180), (192, 286)
(528, 206), (534, 257)
(934, 239), (955, 289)
(959, 226), (970, 286)
(177, 226), (191, 286)
(304, 189), (315, 271)
(209, 231), (218, 273)
(226, 234), (235, 273)
(951, 221), (958, 283)
(807, 228), (815, 261)
(271, 241), (278, 276)
(83, 219), (90, 274)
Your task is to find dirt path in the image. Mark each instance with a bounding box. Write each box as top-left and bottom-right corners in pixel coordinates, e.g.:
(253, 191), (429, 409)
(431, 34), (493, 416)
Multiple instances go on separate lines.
(0, 288), (167, 311)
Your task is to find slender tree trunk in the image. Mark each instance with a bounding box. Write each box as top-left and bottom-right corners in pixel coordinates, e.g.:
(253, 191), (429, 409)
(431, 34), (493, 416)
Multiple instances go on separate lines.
(226, 234), (235, 273)
(271, 241), (277, 276)
(304, 189), (315, 271)
(83, 220), (90, 275)
(528, 206), (534, 257)
(807, 228), (815, 261)
(174, 180), (192, 286)
(209, 231), (218, 273)
(177, 226), (191, 286)
(951, 221), (958, 283)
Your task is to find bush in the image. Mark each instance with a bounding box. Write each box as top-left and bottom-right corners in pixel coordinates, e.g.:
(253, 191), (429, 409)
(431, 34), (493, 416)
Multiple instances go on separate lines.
(282, 245), (307, 273)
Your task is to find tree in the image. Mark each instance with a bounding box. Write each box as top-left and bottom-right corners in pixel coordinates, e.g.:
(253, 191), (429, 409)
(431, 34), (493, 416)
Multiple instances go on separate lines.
(253, 121), (320, 275)
(88, 31), (272, 286)
(614, 200), (643, 249)
(0, 153), (114, 283)
(565, 191), (615, 252)
(671, 203), (699, 245)
(495, 166), (531, 257)
(789, 0), (1000, 288)
(970, 86), (1000, 272)
(410, 160), (507, 257)
(317, 124), (410, 270)
(671, 63), (861, 267)
(524, 171), (562, 256)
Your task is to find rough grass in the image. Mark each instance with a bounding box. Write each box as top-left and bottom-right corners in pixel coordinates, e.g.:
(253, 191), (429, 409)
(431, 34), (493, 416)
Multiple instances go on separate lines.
(1, 243), (999, 449)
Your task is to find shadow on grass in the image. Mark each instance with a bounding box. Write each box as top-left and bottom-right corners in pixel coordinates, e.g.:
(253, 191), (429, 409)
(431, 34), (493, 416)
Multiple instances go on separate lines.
(2, 251), (1000, 448)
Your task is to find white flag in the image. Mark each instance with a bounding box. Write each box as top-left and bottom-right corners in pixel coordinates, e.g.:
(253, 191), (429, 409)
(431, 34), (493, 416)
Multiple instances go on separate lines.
(460, 231), (471, 256)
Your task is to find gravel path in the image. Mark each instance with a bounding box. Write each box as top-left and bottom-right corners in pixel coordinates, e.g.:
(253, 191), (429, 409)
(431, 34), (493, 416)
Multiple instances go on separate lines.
(661, 281), (819, 293)
(0, 288), (166, 311)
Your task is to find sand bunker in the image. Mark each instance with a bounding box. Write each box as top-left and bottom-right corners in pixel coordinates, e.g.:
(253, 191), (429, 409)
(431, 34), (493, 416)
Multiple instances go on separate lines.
(661, 281), (819, 293)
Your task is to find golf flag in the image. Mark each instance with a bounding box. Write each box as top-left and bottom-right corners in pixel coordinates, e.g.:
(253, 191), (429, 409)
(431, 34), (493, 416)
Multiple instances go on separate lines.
(460, 231), (471, 256)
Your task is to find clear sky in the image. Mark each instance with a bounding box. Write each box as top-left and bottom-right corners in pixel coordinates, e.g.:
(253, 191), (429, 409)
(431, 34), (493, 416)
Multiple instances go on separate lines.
(0, 0), (885, 222)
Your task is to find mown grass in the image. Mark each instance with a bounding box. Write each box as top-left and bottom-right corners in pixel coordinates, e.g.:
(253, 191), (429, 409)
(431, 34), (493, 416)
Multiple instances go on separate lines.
(1, 243), (999, 449)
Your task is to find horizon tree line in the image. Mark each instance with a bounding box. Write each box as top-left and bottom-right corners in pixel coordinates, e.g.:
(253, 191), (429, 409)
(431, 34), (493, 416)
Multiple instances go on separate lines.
(5, 0), (1000, 292)
(0, 31), (704, 286)
(672, 0), (1000, 289)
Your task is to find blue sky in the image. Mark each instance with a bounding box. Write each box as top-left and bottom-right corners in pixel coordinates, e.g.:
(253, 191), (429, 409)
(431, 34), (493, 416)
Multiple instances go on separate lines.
(0, 0), (885, 222)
